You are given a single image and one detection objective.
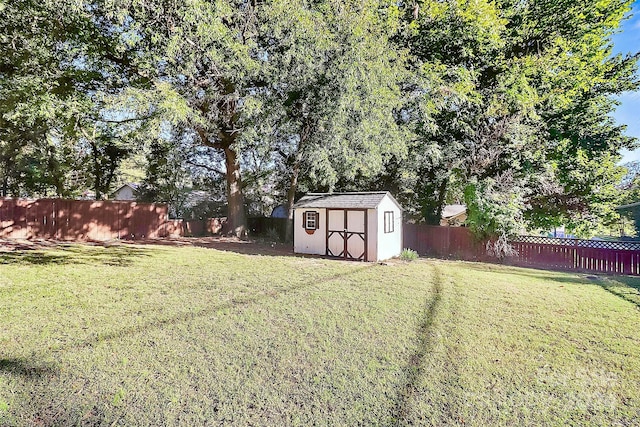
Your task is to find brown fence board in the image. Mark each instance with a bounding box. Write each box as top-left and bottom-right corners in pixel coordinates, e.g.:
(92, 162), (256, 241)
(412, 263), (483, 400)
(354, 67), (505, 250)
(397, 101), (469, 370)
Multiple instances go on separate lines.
(0, 198), (171, 241)
(404, 225), (640, 276)
(403, 224), (487, 260)
(511, 236), (640, 276)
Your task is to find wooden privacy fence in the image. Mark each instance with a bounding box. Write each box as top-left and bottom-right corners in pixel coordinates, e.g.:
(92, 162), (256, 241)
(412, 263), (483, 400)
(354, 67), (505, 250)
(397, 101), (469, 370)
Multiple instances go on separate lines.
(163, 218), (225, 237)
(0, 198), (171, 241)
(511, 235), (640, 276)
(403, 224), (640, 276)
(248, 217), (291, 241)
(403, 223), (487, 260)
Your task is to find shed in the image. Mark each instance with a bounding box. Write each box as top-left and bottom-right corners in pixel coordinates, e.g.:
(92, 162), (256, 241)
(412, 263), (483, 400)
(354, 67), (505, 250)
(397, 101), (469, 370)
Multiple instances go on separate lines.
(293, 192), (403, 262)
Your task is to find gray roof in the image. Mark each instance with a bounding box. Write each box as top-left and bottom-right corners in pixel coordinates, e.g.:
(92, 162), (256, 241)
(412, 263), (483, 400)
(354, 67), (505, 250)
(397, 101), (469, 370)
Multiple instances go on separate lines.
(113, 183), (139, 193)
(442, 204), (466, 218)
(617, 201), (640, 210)
(294, 192), (401, 210)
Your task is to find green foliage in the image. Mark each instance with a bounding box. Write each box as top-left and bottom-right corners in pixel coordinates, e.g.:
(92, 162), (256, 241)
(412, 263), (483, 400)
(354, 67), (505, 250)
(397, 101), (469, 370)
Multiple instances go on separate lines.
(1, 0), (638, 238)
(616, 162), (640, 237)
(259, 0), (407, 196)
(464, 178), (526, 240)
(137, 135), (190, 211)
(264, 227), (281, 243)
(397, 0), (638, 236)
(399, 248), (419, 261)
(0, 0), (151, 198)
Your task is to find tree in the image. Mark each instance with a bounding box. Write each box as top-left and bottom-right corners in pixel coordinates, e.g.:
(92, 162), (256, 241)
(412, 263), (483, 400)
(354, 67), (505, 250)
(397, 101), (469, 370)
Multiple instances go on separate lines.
(0, 0), (151, 198)
(103, 0), (270, 237)
(0, 0), (75, 196)
(399, 0), (639, 237)
(259, 0), (406, 240)
(614, 162), (640, 237)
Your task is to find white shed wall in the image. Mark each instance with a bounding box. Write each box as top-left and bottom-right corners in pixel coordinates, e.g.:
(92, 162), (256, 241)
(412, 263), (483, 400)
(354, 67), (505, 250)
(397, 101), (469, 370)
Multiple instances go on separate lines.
(293, 208), (326, 255)
(367, 208), (378, 261)
(376, 197), (402, 261)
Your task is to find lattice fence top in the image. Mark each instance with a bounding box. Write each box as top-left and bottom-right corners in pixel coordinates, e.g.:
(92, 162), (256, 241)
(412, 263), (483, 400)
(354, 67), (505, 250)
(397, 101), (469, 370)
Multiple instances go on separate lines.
(511, 235), (640, 251)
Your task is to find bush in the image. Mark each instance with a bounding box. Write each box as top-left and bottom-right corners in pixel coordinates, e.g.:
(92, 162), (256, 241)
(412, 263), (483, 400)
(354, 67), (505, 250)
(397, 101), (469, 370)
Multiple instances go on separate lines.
(264, 227), (281, 243)
(485, 233), (518, 260)
(399, 248), (419, 262)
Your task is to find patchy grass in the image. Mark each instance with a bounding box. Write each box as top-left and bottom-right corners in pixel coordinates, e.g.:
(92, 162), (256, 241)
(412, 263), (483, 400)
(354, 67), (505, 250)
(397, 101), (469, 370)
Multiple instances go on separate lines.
(0, 244), (639, 426)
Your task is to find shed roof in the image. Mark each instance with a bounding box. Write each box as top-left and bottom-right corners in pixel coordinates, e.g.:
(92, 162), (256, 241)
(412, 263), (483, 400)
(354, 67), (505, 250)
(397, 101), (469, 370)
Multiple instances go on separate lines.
(294, 192), (401, 210)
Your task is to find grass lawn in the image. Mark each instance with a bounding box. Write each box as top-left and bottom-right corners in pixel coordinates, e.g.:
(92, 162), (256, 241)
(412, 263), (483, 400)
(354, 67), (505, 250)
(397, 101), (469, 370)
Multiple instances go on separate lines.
(1, 242), (639, 426)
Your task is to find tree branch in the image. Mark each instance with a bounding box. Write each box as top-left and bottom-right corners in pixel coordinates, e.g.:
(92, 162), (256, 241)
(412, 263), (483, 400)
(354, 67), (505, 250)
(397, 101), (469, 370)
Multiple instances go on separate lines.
(97, 114), (155, 124)
(186, 159), (225, 176)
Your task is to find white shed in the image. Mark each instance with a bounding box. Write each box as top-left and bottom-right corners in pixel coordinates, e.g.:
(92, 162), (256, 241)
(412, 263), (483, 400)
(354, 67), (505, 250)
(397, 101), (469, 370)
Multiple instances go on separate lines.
(293, 192), (403, 262)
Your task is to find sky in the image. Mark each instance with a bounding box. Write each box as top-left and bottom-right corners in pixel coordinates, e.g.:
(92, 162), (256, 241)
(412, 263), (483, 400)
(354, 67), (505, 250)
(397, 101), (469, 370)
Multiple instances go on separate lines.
(612, 1), (640, 163)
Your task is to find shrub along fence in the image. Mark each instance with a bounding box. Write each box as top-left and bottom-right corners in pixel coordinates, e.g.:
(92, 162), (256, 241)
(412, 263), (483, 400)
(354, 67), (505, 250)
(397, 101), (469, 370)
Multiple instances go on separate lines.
(247, 217), (290, 241)
(403, 224), (640, 276)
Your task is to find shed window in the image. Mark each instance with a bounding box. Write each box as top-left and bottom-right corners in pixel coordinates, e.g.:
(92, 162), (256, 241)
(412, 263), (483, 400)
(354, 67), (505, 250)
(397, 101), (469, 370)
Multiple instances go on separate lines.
(304, 211), (319, 230)
(384, 211), (394, 233)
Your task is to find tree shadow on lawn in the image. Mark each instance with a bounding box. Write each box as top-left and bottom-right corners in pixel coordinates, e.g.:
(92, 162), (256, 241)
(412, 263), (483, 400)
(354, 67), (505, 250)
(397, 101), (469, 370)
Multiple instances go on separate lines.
(130, 236), (295, 258)
(461, 262), (640, 310)
(599, 277), (640, 310)
(58, 263), (375, 353)
(0, 358), (57, 379)
(0, 244), (154, 267)
(2, 264), (377, 426)
(0, 357), (100, 427)
(391, 264), (444, 425)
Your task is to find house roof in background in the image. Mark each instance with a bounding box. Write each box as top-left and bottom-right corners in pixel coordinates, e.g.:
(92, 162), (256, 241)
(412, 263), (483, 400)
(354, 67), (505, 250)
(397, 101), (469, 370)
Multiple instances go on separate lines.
(442, 204), (466, 219)
(617, 201), (640, 210)
(113, 183), (139, 193)
(294, 192), (402, 210)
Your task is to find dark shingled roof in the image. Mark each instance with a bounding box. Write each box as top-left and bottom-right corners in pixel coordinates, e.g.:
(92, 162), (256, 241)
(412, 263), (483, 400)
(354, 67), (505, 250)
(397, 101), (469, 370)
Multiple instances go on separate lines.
(293, 192), (401, 209)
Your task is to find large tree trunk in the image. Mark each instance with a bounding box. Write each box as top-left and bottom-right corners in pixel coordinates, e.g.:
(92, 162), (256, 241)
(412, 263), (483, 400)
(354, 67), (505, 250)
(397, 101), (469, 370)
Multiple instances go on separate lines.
(284, 151), (302, 242)
(284, 123), (311, 242)
(223, 144), (247, 238)
(219, 79), (248, 238)
(1, 159), (10, 197)
(421, 171), (449, 225)
(92, 146), (103, 200)
(196, 126), (248, 238)
(1, 174), (7, 197)
(194, 78), (248, 238)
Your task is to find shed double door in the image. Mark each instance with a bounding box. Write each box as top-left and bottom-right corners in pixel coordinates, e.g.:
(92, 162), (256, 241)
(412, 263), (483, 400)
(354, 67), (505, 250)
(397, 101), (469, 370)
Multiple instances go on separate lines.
(326, 209), (367, 261)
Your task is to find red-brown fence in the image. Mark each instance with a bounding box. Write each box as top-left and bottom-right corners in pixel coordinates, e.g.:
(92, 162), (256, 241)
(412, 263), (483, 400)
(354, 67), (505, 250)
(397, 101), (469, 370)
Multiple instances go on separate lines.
(0, 198), (172, 240)
(163, 218), (225, 237)
(511, 235), (640, 276)
(403, 224), (640, 276)
(403, 223), (487, 260)
(0, 198), (229, 241)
